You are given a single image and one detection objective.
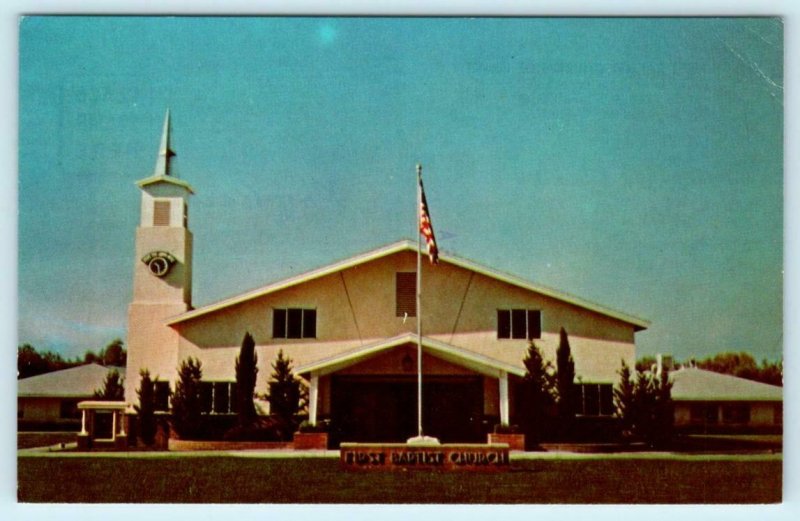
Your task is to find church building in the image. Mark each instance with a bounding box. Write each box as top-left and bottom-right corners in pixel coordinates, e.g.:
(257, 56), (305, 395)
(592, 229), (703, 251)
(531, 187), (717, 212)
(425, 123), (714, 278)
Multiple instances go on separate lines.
(124, 112), (649, 444)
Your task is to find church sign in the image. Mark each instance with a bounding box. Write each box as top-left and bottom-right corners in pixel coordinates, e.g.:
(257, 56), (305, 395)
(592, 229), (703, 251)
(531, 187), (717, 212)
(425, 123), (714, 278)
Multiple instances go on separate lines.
(340, 443), (510, 472)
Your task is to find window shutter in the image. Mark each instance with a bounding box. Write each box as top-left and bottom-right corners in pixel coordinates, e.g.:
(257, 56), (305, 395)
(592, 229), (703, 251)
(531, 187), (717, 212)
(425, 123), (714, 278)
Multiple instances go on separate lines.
(153, 200), (171, 226)
(396, 272), (417, 317)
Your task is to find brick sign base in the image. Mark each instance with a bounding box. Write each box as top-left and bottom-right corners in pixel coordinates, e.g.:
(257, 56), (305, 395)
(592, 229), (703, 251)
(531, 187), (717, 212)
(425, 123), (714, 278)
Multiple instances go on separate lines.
(340, 443), (510, 472)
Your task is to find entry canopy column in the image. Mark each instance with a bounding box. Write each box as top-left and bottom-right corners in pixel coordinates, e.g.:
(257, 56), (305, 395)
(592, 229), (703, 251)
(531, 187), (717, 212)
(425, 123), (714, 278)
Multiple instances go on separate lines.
(309, 372), (319, 426)
(499, 371), (509, 426)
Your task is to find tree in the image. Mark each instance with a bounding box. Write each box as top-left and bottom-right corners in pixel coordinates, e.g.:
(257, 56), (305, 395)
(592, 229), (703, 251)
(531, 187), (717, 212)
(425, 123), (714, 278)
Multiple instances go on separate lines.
(235, 332), (258, 427)
(171, 357), (203, 439)
(695, 352), (782, 386)
(266, 350), (301, 437)
(555, 327), (578, 437)
(615, 362), (674, 448)
(519, 340), (557, 445)
(18, 344), (78, 378)
(635, 355), (657, 373)
(613, 359), (637, 438)
(101, 339), (127, 367)
(135, 369), (157, 445)
(93, 369), (125, 400)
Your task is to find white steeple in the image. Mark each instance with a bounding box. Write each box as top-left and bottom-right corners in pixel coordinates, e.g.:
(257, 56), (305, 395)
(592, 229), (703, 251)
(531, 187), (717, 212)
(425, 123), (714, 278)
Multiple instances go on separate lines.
(152, 109), (175, 178)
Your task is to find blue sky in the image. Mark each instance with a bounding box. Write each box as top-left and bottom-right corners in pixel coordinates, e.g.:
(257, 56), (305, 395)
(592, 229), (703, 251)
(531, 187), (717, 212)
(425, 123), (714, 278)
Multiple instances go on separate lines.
(17, 16), (783, 362)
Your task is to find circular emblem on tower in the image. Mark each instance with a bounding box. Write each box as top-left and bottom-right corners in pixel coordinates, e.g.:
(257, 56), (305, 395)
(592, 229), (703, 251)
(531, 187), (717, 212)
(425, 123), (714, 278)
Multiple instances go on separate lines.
(141, 251), (177, 277)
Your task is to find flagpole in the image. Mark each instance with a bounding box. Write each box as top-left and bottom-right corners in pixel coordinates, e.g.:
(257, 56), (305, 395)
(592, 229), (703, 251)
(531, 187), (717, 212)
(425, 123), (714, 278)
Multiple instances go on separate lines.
(416, 163), (423, 439)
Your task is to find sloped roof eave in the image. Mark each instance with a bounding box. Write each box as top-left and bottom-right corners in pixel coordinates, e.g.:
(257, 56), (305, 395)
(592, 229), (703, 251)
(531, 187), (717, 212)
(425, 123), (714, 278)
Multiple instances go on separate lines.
(295, 334), (526, 378)
(165, 239), (649, 330)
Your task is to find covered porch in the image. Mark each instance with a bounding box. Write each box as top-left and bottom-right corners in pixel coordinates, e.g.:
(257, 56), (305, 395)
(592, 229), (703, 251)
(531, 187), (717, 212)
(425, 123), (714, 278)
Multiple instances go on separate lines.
(297, 334), (525, 445)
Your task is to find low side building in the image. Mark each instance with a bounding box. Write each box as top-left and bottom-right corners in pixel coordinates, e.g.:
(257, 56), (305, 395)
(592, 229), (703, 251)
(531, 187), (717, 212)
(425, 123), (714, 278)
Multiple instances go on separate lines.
(670, 367), (782, 434)
(18, 364), (126, 429)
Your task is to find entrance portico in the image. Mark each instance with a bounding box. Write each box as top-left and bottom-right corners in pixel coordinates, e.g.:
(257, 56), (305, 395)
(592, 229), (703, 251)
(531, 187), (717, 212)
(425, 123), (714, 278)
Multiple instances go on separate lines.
(297, 334), (524, 444)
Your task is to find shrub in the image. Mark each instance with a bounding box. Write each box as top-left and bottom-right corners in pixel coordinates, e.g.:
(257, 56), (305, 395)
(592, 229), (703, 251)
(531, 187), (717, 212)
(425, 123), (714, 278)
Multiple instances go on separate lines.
(170, 357), (204, 439)
(235, 332), (258, 427)
(93, 369), (125, 401)
(266, 350), (301, 439)
(135, 369), (157, 445)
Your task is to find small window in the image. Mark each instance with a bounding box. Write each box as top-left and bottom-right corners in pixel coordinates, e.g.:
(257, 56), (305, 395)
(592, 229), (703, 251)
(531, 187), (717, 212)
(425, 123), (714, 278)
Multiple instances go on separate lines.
(690, 404), (719, 424)
(396, 273), (416, 317)
(153, 200), (171, 226)
(273, 308), (317, 339)
(497, 309), (541, 339)
(154, 381), (171, 412)
(200, 382), (236, 414)
(183, 203), (188, 227)
(722, 405), (750, 424)
(576, 384), (614, 417)
(59, 399), (80, 419)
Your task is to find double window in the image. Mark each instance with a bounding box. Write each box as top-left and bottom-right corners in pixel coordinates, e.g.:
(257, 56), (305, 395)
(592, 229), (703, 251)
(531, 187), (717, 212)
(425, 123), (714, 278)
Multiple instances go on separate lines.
(576, 383), (614, 416)
(273, 308), (317, 339)
(200, 381), (238, 414)
(497, 309), (541, 339)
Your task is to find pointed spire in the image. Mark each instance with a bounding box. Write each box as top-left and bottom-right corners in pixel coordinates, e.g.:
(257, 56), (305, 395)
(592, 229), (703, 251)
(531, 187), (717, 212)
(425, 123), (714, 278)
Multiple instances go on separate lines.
(152, 109), (176, 177)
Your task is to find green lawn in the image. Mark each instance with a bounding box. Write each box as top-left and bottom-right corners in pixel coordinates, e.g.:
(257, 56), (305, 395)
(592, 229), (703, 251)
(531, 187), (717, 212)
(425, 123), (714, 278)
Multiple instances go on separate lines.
(17, 454), (781, 503)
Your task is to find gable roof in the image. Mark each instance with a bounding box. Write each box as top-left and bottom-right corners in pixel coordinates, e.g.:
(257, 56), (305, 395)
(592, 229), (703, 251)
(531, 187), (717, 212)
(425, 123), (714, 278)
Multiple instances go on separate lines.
(296, 333), (526, 378)
(18, 364), (126, 398)
(166, 239), (649, 330)
(670, 367), (782, 402)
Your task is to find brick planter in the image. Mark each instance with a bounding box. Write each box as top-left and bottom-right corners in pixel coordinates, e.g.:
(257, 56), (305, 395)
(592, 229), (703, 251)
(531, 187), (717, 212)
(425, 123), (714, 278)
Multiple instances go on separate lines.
(488, 433), (525, 451)
(293, 432), (329, 450)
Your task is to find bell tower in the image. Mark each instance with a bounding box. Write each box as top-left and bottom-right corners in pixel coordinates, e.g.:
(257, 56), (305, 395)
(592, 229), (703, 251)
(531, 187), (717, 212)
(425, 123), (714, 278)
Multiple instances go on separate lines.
(125, 110), (195, 405)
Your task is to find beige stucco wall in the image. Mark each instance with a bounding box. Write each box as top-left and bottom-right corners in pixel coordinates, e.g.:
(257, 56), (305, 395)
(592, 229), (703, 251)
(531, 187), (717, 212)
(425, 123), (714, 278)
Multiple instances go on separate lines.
(19, 397), (60, 422)
(171, 250), (639, 393)
(673, 401), (782, 428)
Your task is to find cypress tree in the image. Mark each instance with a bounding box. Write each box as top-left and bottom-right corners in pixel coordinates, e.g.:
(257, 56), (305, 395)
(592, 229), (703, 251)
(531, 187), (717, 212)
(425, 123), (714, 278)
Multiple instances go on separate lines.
(555, 327), (577, 438)
(614, 359), (636, 439)
(235, 332), (258, 427)
(93, 369), (125, 400)
(266, 350), (301, 438)
(520, 340), (556, 446)
(171, 357), (204, 439)
(135, 369), (157, 445)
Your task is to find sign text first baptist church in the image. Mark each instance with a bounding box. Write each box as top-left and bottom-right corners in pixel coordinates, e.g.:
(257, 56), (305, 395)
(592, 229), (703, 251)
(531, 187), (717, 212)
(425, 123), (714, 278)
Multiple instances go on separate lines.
(124, 112), (649, 445)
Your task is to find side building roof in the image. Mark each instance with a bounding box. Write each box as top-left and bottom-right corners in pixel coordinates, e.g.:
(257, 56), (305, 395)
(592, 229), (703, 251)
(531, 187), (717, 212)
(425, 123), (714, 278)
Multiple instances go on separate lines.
(166, 239), (650, 330)
(670, 367), (782, 402)
(18, 364), (126, 398)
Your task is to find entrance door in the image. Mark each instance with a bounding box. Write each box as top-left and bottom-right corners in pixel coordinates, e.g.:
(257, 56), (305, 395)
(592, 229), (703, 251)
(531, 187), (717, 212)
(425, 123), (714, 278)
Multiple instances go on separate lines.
(330, 375), (483, 445)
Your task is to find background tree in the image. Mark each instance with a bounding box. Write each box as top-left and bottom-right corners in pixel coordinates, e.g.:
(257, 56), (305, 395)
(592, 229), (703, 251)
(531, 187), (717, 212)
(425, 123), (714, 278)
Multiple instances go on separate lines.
(170, 357), (203, 439)
(100, 338), (127, 367)
(235, 332), (258, 427)
(694, 352), (782, 386)
(266, 350), (301, 438)
(555, 327), (577, 438)
(519, 340), (557, 446)
(135, 369), (157, 445)
(635, 355), (657, 373)
(93, 369), (125, 400)
(18, 344), (78, 378)
(617, 364), (674, 448)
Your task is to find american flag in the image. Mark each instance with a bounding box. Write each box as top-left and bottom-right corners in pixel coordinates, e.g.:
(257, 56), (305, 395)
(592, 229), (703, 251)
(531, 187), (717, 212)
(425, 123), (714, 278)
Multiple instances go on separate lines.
(419, 174), (439, 265)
